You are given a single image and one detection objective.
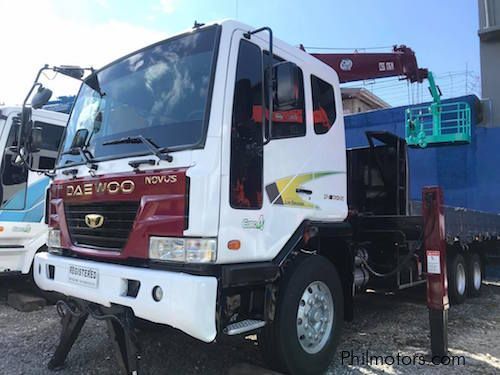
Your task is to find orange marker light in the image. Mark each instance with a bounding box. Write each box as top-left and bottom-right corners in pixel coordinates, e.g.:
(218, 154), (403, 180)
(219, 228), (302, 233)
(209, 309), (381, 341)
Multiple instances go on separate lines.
(227, 240), (241, 250)
(0, 226), (4, 232)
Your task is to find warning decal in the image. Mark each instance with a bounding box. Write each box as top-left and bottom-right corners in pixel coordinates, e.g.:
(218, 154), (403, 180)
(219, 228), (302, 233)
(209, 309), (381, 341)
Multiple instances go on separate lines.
(427, 250), (441, 274)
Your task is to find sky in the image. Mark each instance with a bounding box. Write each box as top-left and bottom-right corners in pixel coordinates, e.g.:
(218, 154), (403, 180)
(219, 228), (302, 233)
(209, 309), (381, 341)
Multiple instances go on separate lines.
(0, 0), (481, 106)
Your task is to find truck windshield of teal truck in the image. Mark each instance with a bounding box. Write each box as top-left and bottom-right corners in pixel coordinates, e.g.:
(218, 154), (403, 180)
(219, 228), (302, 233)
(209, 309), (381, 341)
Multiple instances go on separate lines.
(57, 25), (220, 167)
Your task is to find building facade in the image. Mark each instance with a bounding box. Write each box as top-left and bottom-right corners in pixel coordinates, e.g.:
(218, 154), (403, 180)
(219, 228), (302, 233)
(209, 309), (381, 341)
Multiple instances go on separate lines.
(478, 0), (500, 126)
(341, 87), (389, 114)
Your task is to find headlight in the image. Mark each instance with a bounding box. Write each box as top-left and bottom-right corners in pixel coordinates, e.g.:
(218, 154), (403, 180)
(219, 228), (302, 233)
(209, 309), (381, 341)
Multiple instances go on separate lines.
(47, 229), (62, 250)
(149, 237), (216, 263)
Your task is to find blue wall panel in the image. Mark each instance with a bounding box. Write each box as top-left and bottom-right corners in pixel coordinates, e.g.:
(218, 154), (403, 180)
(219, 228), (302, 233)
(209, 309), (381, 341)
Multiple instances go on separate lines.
(344, 95), (500, 214)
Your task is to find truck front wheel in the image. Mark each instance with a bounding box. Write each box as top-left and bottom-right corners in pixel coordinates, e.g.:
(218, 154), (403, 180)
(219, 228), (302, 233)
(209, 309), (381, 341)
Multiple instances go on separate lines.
(259, 255), (344, 375)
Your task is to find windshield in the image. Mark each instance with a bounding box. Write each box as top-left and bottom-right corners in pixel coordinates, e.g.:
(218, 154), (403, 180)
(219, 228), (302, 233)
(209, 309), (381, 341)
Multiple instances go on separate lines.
(58, 26), (219, 166)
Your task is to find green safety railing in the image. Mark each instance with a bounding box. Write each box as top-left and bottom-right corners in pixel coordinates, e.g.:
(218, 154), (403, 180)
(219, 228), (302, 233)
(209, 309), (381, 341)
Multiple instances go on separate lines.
(405, 101), (471, 148)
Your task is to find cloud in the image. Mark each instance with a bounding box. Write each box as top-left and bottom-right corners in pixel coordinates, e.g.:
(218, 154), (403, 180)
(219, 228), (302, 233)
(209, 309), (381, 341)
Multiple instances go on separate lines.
(0, 0), (166, 105)
(159, 0), (176, 14)
(95, 0), (110, 9)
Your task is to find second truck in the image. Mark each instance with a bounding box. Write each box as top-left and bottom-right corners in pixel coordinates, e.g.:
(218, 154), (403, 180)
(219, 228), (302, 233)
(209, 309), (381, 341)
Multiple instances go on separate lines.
(0, 106), (67, 276)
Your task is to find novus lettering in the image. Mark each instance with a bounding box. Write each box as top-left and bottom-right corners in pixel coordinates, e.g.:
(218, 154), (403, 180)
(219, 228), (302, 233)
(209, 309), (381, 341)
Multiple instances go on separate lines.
(144, 175), (178, 185)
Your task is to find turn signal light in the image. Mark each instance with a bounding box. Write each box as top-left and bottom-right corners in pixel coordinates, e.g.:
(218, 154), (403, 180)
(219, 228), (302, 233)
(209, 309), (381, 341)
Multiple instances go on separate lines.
(227, 240), (241, 250)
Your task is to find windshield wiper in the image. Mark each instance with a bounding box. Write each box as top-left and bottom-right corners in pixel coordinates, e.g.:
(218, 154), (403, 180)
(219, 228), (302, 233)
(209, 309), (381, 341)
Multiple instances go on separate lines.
(62, 146), (98, 171)
(102, 135), (173, 162)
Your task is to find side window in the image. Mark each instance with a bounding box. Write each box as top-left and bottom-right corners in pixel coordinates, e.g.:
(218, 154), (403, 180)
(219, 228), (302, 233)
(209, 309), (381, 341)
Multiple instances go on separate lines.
(0, 120), (28, 209)
(229, 40), (264, 209)
(311, 75), (336, 134)
(31, 122), (64, 170)
(265, 54), (306, 139)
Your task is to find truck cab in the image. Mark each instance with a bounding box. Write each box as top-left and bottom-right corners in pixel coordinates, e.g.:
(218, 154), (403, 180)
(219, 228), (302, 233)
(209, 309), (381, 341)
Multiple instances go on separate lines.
(0, 107), (67, 275)
(33, 20), (351, 374)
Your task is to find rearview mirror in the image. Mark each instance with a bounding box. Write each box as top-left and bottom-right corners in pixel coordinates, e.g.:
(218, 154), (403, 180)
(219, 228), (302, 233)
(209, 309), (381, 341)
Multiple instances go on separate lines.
(274, 61), (300, 110)
(15, 106), (33, 152)
(31, 85), (53, 109)
(29, 127), (43, 153)
(11, 147), (26, 167)
(71, 128), (89, 149)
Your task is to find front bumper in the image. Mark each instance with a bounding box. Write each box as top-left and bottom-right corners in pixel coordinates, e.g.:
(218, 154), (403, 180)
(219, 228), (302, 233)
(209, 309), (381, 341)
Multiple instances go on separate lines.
(0, 246), (26, 273)
(34, 252), (218, 342)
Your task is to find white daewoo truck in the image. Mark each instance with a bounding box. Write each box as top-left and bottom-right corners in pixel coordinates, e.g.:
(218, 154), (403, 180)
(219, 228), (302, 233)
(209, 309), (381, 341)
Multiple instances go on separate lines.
(0, 106), (67, 276)
(19, 20), (487, 374)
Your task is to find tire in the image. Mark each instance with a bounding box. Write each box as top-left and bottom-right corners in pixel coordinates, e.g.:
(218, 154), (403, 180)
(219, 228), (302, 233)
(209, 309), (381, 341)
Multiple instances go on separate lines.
(259, 255), (344, 375)
(467, 253), (482, 297)
(447, 253), (467, 305)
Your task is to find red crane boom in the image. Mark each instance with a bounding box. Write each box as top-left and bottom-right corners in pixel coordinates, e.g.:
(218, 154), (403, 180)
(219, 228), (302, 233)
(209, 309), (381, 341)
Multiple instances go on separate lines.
(309, 45), (429, 84)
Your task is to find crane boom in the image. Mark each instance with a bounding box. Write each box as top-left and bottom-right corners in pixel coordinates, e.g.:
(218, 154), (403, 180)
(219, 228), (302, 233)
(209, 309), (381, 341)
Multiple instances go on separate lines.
(310, 45), (429, 83)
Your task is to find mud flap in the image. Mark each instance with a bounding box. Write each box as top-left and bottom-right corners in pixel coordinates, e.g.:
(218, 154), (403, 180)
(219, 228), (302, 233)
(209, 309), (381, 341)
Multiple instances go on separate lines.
(48, 301), (89, 371)
(104, 308), (141, 375)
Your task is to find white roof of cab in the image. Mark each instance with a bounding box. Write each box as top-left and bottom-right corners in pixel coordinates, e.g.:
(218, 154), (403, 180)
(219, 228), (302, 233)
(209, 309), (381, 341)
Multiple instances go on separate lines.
(0, 106), (68, 126)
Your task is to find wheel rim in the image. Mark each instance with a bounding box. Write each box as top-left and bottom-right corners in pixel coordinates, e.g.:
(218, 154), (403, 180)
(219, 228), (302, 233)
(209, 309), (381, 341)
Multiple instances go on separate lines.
(296, 281), (334, 354)
(473, 261), (481, 290)
(456, 262), (466, 295)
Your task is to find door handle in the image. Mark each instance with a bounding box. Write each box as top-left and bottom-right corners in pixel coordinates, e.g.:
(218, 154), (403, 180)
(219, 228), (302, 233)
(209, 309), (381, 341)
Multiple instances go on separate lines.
(296, 188), (313, 195)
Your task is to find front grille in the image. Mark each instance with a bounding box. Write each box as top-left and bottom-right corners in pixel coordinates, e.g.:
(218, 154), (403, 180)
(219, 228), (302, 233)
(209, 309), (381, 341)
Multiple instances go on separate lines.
(65, 202), (139, 251)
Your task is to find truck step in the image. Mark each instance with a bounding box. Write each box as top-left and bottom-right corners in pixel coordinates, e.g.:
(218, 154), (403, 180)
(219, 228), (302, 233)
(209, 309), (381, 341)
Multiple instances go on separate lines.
(224, 320), (266, 335)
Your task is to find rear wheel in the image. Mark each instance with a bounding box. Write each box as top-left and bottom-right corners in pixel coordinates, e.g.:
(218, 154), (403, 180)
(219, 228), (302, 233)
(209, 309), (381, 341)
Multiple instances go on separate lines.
(259, 255), (343, 375)
(467, 253), (482, 297)
(447, 253), (467, 305)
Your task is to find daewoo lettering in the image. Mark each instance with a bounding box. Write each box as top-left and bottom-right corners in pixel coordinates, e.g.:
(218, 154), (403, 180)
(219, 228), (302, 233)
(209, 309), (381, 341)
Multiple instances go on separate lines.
(66, 180), (135, 197)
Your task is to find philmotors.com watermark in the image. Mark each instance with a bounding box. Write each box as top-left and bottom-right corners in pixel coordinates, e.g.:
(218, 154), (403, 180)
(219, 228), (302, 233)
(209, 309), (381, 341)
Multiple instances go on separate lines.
(341, 350), (466, 366)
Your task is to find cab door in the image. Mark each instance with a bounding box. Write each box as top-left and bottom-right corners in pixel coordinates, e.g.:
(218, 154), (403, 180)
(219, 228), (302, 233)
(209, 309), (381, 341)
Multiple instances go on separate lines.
(218, 30), (346, 264)
(0, 114), (28, 211)
(218, 31), (266, 263)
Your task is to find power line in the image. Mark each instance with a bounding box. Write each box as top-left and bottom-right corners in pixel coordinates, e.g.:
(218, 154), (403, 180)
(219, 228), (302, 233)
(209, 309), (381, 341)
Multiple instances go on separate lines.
(344, 73), (476, 96)
(305, 45), (394, 51)
(369, 80), (468, 95)
(341, 67), (481, 107)
(343, 79), (476, 97)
